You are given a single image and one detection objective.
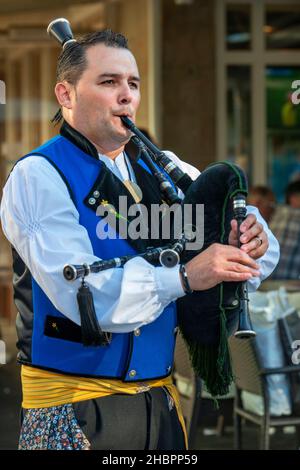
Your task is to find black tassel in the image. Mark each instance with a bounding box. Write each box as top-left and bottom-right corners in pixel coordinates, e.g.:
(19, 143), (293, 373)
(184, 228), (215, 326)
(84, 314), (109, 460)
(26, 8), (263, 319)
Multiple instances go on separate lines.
(51, 108), (63, 125)
(77, 280), (111, 347)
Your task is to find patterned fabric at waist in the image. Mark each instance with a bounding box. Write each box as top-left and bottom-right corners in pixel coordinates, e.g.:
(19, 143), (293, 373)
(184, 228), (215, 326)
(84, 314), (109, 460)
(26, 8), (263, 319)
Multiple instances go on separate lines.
(21, 365), (188, 448)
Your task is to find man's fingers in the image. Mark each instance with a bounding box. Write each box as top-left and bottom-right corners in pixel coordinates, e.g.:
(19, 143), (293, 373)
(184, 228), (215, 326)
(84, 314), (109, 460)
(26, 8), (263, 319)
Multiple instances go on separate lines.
(247, 245), (267, 258)
(225, 245), (260, 269)
(240, 236), (263, 253)
(226, 262), (260, 276)
(240, 213), (256, 232)
(228, 220), (239, 246)
(229, 217), (263, 247)
(188, 243), (262, 291)
(247, 248), (261, 258)
(240, 231), (268, 259)
(230, 219), (237, 231)
(240, 222), (263, 244)
(221, 271), (254, 282)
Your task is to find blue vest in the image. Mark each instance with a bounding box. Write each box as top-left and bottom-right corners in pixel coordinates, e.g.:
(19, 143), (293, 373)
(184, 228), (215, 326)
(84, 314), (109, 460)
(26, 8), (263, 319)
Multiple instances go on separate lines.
(18, 134), (178, 381)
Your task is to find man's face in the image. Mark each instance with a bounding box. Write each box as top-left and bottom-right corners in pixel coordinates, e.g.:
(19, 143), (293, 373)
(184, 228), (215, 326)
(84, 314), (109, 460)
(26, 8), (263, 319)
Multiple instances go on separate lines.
(248, 193), (275, 222)
(289, 193), (300, 209)
(62, 44), (141, 151)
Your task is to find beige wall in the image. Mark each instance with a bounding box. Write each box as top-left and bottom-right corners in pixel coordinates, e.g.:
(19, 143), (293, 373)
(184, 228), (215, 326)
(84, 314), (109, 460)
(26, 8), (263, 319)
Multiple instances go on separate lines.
(162, 0), (216, 171)
(117, 0), (149, 131)
(0, 0), (158, 267)
(0, 0), (157, 164)
(104, 0), (217, 168)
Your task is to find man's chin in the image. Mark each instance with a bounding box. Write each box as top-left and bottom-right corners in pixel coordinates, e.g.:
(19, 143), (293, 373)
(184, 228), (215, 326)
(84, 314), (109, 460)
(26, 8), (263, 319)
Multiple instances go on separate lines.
(115, 128), (132, 143)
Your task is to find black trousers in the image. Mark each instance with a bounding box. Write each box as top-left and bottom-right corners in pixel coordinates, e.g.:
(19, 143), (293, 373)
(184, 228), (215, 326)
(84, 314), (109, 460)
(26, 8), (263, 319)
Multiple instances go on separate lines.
(72, 387), (186, 450)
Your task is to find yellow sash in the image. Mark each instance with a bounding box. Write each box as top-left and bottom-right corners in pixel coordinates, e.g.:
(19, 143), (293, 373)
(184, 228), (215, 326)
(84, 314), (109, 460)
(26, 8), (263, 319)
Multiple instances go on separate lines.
(21, 365), (188, 448)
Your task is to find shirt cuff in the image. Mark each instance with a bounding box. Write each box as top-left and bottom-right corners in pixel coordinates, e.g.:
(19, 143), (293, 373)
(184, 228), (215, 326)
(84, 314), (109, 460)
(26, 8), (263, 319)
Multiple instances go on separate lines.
(247, 276), (261, 293)
(154, 265), (186, 303)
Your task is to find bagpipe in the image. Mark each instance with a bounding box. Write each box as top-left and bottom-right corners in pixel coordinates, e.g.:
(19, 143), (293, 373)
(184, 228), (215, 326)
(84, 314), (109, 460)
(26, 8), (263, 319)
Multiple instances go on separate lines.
(48, 18), (256, 397)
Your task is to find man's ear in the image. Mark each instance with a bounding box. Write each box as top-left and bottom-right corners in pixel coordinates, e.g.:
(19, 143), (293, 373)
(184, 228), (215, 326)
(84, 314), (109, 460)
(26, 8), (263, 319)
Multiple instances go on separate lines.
(54, 81), (74, 109)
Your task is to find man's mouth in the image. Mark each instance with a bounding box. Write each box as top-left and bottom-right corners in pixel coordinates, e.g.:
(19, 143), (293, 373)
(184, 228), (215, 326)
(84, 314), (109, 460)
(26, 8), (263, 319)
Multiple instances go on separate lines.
(114, 113), (133, 120)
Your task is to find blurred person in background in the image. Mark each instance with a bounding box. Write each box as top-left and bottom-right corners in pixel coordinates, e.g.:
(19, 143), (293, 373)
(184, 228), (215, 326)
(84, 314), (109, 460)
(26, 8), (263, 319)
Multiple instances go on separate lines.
(285, 180), (300, 209)
(269, 180), (300, 279)
(248, 185), (276, 224)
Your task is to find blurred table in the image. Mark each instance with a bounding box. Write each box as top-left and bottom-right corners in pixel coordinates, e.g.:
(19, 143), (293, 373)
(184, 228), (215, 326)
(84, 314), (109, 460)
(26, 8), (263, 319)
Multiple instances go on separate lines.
(259, 279), (300, 292)
(259, 279), (300, 314)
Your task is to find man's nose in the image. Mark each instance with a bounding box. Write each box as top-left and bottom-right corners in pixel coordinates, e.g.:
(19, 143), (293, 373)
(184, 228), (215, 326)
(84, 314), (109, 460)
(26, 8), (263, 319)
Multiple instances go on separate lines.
(118, 83), (133, 104)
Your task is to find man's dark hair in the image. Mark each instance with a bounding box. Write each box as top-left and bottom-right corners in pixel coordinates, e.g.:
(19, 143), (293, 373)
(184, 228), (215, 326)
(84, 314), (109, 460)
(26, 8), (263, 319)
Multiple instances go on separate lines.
(285, 180), (300, 205)
(57, 29), (128, 85)
(248, 185), (275, 200)
(52, 29), (129, 124)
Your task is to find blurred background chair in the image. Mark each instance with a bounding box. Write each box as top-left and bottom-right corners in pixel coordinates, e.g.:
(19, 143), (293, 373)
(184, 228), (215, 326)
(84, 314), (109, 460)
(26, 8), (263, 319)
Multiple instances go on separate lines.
(0, 267), (14, 324)
(173, 332), (202, 449)
(269, 205), (300, 280)
(229, 336), (300, 450)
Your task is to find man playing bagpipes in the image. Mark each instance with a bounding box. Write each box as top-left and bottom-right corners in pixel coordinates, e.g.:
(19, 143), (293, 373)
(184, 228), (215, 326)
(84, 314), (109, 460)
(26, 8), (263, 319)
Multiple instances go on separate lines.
(0, 20), (279, 450)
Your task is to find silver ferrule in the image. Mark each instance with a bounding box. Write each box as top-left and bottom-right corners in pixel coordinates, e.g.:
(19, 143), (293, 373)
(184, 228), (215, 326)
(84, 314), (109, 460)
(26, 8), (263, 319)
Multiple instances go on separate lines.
(63, 38), (77, 49)
(233, 199), (246, 209)
(82, 263), (91, 275)
(164, 161), (176, 174)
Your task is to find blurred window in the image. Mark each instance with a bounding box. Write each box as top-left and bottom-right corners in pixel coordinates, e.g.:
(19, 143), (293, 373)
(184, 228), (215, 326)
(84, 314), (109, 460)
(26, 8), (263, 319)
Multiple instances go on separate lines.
(266, 66), (300, 202)
(265, 4), (300, 50)
(226, 4), (251, 50)
(227, 66), (252, 178)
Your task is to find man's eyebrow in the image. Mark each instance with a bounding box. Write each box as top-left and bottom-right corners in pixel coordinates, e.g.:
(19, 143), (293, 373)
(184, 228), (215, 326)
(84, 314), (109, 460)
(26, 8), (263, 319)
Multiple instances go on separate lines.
(97, 73), (140, 82)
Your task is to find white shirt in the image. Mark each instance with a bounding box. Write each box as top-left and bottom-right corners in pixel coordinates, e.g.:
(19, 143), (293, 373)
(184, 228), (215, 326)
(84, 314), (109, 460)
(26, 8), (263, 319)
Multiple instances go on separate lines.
(0, 150), (280, 333)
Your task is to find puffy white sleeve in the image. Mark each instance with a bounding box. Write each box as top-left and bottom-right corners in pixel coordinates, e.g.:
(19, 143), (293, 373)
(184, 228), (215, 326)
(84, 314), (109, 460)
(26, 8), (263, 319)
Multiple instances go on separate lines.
(0, 156), (185, 333)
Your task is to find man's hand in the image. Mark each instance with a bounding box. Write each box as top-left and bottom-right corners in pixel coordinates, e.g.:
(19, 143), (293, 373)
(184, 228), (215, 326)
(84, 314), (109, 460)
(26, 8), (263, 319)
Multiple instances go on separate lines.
(184, 243), (260, 292)
(228, 213), (269, 259)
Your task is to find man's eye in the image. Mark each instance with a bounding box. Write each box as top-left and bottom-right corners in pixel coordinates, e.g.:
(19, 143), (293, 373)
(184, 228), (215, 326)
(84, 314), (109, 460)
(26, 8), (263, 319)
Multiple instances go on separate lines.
(102, 80), (114, 85)
(129, 82), (138, 89)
